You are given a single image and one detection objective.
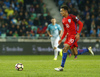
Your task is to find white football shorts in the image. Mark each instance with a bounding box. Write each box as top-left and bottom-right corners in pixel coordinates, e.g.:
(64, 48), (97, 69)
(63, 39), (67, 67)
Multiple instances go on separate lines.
(51, 36), (60, 49)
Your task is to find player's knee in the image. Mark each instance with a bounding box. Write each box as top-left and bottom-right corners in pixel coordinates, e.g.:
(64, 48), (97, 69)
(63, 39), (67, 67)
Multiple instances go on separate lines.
(63, 47), (69, 53)
(54, 47), (57, 50)
(62, 49), (65, 53)
(63, 46), (70, 53)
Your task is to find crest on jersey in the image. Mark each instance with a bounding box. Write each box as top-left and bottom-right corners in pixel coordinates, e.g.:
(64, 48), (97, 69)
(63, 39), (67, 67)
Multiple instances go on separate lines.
(75, 17), (79, 21)
(75, 17), (78, 19)
(66, 24), (69, 28)
(68, 19), (71, 23)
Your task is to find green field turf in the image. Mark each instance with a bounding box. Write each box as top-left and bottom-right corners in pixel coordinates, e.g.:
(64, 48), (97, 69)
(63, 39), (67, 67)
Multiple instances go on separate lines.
(0, 55), (100, 77)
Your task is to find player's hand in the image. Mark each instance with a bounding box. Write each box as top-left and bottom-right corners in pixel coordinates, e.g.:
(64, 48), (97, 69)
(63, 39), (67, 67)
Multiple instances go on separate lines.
(59, 35), (62, 37)
(49, 34), (53, 37)
(58, 39), (62, 45)
(75, 33), (80, 40)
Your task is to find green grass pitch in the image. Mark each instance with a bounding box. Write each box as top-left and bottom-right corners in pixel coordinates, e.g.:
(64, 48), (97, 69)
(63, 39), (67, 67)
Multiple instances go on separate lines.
(0, 55), (100, 77)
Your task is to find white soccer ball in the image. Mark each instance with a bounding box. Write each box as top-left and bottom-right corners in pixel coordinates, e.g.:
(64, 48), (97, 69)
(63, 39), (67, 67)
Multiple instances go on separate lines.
(15, 63), (24, 71)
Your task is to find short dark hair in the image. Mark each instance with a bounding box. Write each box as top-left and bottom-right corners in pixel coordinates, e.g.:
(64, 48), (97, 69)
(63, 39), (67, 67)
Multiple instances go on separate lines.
(61, 5), (68, 10)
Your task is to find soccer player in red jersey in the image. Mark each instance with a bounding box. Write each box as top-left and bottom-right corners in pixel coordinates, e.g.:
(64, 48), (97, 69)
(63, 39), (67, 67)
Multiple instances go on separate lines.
(54, 5), (83, 71)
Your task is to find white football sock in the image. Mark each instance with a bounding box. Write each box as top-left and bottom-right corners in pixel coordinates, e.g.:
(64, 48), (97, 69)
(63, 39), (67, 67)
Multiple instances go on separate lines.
(57, 48), (61, 52)
(54, 49), (58, 58)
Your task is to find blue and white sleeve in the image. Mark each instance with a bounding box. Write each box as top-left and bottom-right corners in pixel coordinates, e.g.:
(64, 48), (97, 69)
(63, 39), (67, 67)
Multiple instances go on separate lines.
(47, 25), (50, 31)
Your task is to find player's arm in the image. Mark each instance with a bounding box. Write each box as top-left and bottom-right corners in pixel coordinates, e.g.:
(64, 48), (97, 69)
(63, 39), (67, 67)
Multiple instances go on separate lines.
(75, 20), (83, 40)
(47, 30), (53, 37)
(59, 30), (62, 37)
(61, 25), (67, 40)
(58, 25), (67, 45)
(58, 25), (62, 37)
(71, 14), (83, 40)
(77, 20), (83, 34)
(47, 25), (53, 37)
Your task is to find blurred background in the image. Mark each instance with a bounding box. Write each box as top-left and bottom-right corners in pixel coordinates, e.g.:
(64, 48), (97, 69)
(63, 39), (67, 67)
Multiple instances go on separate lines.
(0, 0), (100, 55)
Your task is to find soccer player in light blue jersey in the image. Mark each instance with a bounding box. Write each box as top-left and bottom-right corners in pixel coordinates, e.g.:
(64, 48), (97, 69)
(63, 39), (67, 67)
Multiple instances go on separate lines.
(47, 18), (62, 60)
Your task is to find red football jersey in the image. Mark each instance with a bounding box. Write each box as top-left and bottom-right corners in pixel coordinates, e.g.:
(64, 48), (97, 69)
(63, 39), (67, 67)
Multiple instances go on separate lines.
(61, 14), (83, 40)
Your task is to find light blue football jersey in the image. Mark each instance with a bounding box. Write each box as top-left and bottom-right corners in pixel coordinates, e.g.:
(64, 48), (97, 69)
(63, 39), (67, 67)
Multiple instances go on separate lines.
(47, 23), (62, 38)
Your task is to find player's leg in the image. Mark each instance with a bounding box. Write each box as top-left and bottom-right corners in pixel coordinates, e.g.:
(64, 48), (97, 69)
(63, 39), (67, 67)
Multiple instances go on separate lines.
(72, 47), (78, 59)
(70, 40), (78, 59)
(54, 44), (70, 71)
(55, 36), (62, 56)
(57, 48), (62, 56)
(53, 37), (62, 60)
(71, 47), (94, 59)
(72, 40), (94, 55)
(67, 49), (72, 57)
(53, 38), (59, 60)
(88, 47), (94, 55)
(53, 47), (58, 60)
(54, 35), (76, 71)
(51, 39), (58, 60)
(72, 39), (94, 55)
(78, 47), (94, 55)
(78, 48), (88, 55)
(70, 49), (74, 54)
(61, 44), (70, 67)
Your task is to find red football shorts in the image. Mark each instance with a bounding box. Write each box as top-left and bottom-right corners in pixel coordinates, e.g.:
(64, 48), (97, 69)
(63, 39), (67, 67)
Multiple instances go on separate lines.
(64, 35), (78, 49)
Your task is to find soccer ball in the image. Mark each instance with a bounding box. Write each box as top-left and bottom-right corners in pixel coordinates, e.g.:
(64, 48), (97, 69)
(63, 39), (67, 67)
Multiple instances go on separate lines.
(15, 63), (24, 71)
